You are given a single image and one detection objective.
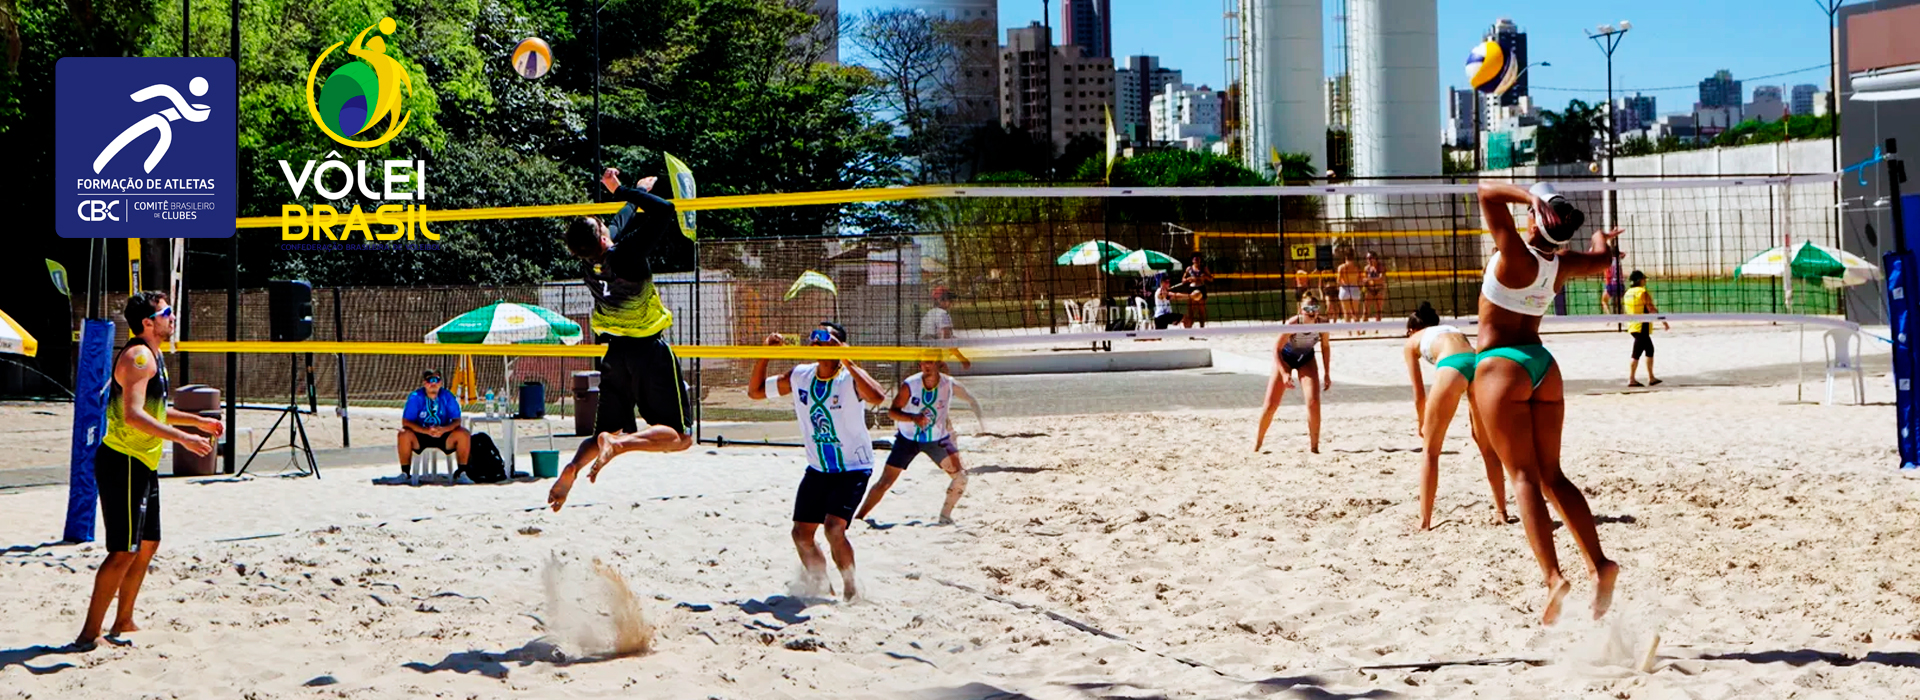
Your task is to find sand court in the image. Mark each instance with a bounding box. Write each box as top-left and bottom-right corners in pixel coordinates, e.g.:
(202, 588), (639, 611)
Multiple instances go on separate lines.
(5, 325), (1920, 698)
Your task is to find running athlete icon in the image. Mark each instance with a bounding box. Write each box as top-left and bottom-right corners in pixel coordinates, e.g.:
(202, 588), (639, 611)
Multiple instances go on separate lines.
(93, 77), (212, 174)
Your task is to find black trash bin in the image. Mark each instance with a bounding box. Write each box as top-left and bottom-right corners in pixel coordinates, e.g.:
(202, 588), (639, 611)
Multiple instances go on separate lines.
(574, 387), (599, 436)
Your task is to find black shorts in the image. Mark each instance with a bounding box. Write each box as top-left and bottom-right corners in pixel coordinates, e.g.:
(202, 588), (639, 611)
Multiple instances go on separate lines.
(1631, 330), (1655, 359)
(595, 333), (691, 435)
(408, 429), (452, 453)
(1153, 312), (1183, 329)
(95, 445), (160, 552)
(792, 469), (871, 524)
(1280, 346), (1315, 370)
(885, 435), (958, 470)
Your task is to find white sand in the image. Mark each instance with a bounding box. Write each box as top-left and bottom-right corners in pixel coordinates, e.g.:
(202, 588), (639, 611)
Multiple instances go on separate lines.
(6, 324), (1920, 698)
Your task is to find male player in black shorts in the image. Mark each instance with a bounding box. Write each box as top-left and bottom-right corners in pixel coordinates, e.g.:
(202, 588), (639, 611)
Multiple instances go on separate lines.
(77, 292), (222, 650)
(549, 167), (695, 511)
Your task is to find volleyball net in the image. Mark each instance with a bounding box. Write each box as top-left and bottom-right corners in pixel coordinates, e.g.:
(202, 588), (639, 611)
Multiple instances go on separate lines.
(166, 173), (1870, 429)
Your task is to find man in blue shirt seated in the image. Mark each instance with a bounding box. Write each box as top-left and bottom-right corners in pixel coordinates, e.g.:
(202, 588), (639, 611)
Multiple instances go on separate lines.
(398, 369), (470, 475)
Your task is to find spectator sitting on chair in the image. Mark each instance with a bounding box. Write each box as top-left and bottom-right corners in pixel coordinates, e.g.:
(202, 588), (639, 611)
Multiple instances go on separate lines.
(1153, 274), (1193, 329)
(398, 369), (470, 476)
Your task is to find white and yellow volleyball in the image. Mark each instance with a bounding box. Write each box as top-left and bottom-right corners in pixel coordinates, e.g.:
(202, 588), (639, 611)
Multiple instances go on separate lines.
(1464, 40), (1517, 95)
(512, 37), (553, 80)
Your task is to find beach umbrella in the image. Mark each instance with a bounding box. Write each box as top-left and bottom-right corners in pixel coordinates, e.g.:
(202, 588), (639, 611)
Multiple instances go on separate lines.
(785, 270), (839, 301)
(426, 302), (582, 403)
(424, 301), (583, 345)
(1735, 240), (1880, 287)
(0, 308), (37, 357)
(1056, 240), (1131, 266)
(1104, 249), (1184, 276)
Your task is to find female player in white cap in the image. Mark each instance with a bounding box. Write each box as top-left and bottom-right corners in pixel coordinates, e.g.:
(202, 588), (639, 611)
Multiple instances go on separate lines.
(1474, 182), (1624, 624)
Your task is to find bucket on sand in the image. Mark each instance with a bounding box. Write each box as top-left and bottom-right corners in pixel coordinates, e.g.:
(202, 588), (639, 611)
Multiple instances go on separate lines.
(531, 450), (561, 479)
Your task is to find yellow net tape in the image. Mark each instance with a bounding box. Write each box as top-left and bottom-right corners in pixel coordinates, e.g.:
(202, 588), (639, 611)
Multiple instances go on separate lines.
(175, 341), (954, 362)
(233, 186), (954, 230)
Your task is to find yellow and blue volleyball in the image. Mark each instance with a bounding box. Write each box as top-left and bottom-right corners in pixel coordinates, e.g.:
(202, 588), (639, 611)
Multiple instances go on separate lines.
(512, 37), (553, 79)
(1464, 40), (1508, 94)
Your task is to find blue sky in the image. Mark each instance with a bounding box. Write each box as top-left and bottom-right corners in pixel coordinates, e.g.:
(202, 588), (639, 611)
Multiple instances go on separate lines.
(838, 0), (1842, 116)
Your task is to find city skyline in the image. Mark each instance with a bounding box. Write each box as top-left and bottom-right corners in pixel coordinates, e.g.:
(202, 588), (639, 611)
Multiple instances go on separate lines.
(838, 0), (1839, 115)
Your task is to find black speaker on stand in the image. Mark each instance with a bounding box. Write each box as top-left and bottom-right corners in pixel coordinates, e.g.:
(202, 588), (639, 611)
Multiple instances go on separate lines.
(241, 280), (320, 478)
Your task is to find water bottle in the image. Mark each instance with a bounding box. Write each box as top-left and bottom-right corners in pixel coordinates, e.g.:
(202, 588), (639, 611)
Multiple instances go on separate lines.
(485, 389), (496, 418)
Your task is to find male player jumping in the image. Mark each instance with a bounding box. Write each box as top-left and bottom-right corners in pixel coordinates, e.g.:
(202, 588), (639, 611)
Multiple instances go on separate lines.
(549, 168), (694, 511)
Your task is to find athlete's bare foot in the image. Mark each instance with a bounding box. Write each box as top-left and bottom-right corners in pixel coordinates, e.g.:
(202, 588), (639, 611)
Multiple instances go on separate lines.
(938, 514), (955, 526)
(1493, 510), (1515, 526)
(1541, 574), (1573, 626)
(840, 570), (859, 602)
(547, 464), (581, 512)
(71, 633), (99, 652)
(1592, 560), (1621, 620)
(588, 431), (623, 481)
(108, 620), (140, 635)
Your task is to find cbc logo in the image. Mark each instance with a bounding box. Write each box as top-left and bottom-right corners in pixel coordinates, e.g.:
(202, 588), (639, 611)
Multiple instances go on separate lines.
(78, 199), (122, 222)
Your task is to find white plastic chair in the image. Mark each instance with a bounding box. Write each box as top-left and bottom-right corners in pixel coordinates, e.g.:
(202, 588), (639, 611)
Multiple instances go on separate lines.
(1823, 328), (1866, 406)
(1062, 300), (1086, 333)
(410, 450), (450, 486)
(1130, 297), (1153, 331)
(1082, 299), (1103, 330)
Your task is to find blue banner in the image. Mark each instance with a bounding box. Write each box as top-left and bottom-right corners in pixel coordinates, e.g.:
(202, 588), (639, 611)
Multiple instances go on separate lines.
(54, 57), (237, 238)
(1886, 251), (1920, 470)
(63, 319), (115, 542)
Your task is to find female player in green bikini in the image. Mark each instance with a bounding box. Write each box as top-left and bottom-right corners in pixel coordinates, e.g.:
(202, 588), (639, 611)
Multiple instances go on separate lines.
(1402, 302), (1507, 531)
(1475, 181), (1624, 625)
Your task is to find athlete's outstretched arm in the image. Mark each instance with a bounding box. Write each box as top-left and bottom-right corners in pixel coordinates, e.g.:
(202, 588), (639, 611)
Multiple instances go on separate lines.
(1557, 229), (1626, 278)
(747, 333), (792, 400)
(952, 380), (986, 432)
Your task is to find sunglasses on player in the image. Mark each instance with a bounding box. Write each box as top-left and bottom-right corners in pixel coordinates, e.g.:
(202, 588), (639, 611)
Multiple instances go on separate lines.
(148, 306), (174, 320)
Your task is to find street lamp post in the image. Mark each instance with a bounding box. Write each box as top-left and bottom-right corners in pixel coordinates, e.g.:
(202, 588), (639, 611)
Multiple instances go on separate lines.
(1587, 21), (1631, 228)
(591, 0), (612, 197)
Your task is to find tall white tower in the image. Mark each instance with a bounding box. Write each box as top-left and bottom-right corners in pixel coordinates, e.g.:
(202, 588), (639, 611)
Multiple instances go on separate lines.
(1350, 0), (1439, 181)
(1238, 0), (1325, 177)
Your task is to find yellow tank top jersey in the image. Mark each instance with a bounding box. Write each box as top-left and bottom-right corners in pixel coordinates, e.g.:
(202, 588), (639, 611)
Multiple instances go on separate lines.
(1623, 287), (1650, 333)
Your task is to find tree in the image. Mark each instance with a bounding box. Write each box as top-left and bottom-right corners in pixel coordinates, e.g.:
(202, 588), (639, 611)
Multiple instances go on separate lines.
(1617, 134), (1655, 158)
(845, 7), (962, 185)
(1535, 99), (1601, 166)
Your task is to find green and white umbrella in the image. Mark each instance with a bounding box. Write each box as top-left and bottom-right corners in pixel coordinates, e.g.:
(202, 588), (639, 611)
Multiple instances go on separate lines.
(1735, 240), (1881, 288)
(424, 301), (583, 345)
(1104, 249), (1184, 276)
(785, 270), (839, 301)
(1056, 240), (1132, 266)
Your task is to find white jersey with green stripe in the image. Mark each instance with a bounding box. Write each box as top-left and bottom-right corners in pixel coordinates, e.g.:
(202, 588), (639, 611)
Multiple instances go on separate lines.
(893, 372), (953, 443)
(788, 363), (874, 473)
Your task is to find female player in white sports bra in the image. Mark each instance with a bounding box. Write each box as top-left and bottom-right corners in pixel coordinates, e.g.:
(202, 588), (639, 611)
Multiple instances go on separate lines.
(1401, 301), (1508, 531)
(1475, 182), (1625, 625)
(1254, 294), (1333, 453)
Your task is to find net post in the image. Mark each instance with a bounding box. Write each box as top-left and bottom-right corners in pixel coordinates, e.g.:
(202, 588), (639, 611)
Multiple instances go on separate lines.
(1884, 138), (1915, 468)
(333, 286), (349, 448)
(1449, 176), (1460, 317)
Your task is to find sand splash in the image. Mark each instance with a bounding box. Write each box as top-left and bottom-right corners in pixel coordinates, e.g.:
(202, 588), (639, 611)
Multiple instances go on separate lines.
(541, 554), (655, 657)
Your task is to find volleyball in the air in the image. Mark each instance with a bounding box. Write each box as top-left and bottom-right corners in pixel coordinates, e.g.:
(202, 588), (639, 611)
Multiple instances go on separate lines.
(512, 37), (553, 79)
(1464, 40), (1516, 95)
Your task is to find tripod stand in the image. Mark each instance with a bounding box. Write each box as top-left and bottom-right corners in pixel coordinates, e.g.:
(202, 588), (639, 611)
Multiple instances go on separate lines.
(239, 354), (320, 478)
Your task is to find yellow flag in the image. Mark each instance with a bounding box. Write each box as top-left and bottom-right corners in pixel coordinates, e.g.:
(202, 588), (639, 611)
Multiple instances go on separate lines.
(664, 153), (697, 241)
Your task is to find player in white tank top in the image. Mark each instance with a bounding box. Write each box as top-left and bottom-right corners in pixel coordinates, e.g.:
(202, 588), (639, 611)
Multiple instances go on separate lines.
(857, 360), (986, 525)
(1474, 182), (1627, 625)
(746, 324), (889, 601)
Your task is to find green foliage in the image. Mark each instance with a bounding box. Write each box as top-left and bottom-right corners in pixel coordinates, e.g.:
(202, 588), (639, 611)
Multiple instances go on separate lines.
(1535, 99), (1601, 166)
(6, 0), (904, 287)
(1710, 113), (1836, 148)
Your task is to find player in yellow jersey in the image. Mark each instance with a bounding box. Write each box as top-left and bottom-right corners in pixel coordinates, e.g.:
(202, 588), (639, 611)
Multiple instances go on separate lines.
(549, 168), (695, 512)
(1623, 270), (1670, 387)
(77, 292), (223, 650)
